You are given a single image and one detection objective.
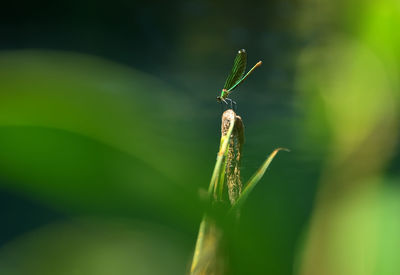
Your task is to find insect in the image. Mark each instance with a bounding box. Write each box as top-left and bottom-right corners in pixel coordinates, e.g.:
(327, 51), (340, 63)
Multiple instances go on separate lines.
(217, 49), (262, 107)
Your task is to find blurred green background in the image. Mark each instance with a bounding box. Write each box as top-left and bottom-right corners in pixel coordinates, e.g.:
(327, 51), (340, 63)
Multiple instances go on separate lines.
(0, 0), (399, 274)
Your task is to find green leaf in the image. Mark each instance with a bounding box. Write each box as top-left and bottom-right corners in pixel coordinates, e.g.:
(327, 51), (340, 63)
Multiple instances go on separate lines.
(230, 148), (289, 212)
(208, 119), (235, 198)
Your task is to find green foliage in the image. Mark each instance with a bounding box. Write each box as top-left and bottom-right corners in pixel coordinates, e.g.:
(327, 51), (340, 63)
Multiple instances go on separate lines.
(230, 148), (289, 213)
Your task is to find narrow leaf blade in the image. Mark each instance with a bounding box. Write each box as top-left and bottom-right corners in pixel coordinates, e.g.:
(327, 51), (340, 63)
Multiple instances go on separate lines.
(208, 119), (235, 197)
(230, 147), (289, 212)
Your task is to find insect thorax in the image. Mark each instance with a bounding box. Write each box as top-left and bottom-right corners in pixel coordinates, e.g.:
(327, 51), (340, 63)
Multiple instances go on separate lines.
(220, 89), (229, 99)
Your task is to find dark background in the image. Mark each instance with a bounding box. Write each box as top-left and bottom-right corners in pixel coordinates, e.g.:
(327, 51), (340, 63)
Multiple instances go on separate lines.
(0, 0), (399, 274)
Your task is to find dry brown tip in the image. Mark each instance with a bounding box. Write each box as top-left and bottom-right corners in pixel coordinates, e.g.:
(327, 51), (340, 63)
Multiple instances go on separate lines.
(221, 109), (245, 205)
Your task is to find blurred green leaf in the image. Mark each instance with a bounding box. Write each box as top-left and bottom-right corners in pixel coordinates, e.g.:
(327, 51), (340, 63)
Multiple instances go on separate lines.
(0, 50), (206, 221)
(0, 218), (190, 275)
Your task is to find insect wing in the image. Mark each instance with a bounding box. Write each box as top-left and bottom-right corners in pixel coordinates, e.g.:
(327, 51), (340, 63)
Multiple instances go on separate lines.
(223, 49), (247, 90)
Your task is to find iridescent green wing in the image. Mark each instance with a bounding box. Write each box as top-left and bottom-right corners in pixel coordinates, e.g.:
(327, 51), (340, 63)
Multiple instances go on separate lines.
(223, 49), (247, 91)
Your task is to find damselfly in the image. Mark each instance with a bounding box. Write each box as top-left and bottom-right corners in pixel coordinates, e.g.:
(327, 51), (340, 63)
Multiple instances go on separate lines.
(216, 49), (262, 107)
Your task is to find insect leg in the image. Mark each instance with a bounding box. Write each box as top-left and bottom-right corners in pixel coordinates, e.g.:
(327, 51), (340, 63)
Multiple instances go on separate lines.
(232, 100), (237, 112)
(226, 98), (234, 110)
(225, 98), (231, 109)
